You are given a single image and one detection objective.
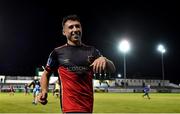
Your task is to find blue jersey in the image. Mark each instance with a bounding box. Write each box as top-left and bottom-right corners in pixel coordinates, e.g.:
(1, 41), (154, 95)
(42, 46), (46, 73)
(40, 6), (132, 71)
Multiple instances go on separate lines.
(34, 84), (40, 91)
(143, 86), (150, 93)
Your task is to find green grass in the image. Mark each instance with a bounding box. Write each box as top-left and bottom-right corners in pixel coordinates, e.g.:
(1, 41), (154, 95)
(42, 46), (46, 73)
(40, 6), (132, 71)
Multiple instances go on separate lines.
(94, 93), (180, 113)
(0, 92), (180, 113)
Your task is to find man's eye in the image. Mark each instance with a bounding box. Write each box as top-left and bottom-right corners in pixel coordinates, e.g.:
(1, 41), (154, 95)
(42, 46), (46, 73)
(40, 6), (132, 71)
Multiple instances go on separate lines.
(69, 26), (73, 29)
(75, 25), (80, 28)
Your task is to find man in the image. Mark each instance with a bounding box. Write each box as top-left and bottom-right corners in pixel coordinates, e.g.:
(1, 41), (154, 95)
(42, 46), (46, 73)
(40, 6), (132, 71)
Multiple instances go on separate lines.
(142, 85), (151, 99)
(24, 83), (30, 95)
(9, 85), (15, 96)
(52, 80), (60, 98)
(38, 14), (116, 113)
(0, 78), (3, 92)
(29, 76), (41, 105)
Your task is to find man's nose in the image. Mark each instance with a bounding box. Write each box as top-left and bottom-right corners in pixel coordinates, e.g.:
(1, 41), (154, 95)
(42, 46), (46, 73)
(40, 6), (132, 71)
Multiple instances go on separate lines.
(72, 26), (78, 31)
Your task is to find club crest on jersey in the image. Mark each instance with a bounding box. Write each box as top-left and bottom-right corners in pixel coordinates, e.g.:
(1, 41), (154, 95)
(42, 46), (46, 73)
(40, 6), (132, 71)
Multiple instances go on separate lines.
(87, 55), (96, 64)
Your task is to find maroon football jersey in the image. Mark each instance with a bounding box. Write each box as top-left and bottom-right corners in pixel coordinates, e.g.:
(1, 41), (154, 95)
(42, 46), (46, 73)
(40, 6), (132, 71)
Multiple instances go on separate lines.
(45, 43), (101, 113)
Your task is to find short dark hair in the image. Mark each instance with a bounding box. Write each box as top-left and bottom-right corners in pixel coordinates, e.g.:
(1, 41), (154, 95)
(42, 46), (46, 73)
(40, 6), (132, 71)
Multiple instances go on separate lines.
(62, 14), (81, 27)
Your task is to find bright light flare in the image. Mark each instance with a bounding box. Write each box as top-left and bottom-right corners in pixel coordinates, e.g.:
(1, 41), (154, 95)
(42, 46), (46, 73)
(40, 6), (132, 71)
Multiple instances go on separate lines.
(118, 40), (130, 53)
(157, 44), (166, 53)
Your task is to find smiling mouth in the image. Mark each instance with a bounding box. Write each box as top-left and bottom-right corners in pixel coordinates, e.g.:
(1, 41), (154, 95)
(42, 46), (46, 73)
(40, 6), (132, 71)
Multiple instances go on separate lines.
(72, 32), (81, 39)
(73, 34), (80, 39)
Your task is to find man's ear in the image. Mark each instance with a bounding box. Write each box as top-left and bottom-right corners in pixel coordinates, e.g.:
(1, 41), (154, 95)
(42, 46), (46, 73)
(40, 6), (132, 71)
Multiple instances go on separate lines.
(62, 29), (65, 36)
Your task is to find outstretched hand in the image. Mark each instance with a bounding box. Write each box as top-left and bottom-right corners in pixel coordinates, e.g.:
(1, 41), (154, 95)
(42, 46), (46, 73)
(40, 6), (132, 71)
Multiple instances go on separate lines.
(38, 92), (48, 105)
(90, 56), (107, 73)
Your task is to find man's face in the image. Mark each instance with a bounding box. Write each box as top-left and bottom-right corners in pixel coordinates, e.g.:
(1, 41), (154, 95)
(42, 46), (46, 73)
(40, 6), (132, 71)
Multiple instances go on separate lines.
(63, 20), (82, 43)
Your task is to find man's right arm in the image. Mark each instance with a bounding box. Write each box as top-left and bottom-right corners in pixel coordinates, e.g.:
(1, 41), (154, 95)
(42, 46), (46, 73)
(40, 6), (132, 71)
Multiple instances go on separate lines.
(38, 70), (51, 105)
(41, 70), (51, 93)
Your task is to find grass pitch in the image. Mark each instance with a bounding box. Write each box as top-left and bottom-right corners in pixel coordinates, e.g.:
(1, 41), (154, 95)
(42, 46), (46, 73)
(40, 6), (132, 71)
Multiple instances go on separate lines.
(0, 92), (180, 113)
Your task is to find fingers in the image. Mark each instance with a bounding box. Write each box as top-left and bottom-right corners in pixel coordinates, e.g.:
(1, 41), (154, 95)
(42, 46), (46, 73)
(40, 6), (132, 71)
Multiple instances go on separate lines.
(101, 60), (106, 71)
(95, 61), (100, 73)
(38, 93), (48, 105)
(90, 57), (106, 73)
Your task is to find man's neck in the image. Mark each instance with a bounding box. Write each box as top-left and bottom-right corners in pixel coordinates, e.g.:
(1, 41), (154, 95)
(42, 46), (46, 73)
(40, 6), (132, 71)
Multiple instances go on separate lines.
(67, 40), (81, 46)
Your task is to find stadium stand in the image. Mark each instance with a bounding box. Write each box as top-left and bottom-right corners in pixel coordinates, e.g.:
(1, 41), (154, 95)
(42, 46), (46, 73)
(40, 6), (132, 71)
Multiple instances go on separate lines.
(0, 75), (180, 93)
(94, 78), (180, 93)
(0, 75), (57, 92)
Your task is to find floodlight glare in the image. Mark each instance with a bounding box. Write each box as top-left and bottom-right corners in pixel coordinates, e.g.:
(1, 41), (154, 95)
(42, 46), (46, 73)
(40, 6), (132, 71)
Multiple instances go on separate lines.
(117, 74), (121, 78)
(157, 44), (166, 53)
(117, 39), (131, 87)
(157, 44), (166, 87)
(118, 40), (130, 53)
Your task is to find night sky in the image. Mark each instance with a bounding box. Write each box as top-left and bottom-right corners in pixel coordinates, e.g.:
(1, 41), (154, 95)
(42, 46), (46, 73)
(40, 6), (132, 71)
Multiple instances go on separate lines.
(0, 0), (180, 84)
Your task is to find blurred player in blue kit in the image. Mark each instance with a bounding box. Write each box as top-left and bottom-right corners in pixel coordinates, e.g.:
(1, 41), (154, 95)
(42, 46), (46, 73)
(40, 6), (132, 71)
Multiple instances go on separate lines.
(142, 85), (151, 99)
(28, 76), (41, 104)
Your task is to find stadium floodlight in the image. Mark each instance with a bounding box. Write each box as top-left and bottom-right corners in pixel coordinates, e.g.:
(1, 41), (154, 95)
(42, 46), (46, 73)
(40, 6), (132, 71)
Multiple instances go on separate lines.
(157, 44), (166, 54)
(157, 44), (166, 87)
(118, 40), (130, 53)
(118, 39), (131, 86)
(117, 74), (122, 78)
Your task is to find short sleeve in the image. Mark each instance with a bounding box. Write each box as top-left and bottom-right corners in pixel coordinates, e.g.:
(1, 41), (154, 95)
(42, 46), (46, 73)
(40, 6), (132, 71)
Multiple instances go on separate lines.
(92, 47), (102, 58)
(45, 50), (58, 72)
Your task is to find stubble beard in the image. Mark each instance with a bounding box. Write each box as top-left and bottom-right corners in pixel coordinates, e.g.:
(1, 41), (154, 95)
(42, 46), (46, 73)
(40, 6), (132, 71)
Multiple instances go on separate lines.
(68, 35), (82, 45)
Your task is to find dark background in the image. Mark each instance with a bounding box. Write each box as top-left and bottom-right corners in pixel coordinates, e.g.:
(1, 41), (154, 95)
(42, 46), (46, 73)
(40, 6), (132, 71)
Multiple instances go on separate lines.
(0, 0), (179, 84)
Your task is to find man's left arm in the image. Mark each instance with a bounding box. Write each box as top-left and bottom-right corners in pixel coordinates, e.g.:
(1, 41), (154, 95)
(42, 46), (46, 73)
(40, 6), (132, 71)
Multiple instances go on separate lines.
(90, 56), (116, 73)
